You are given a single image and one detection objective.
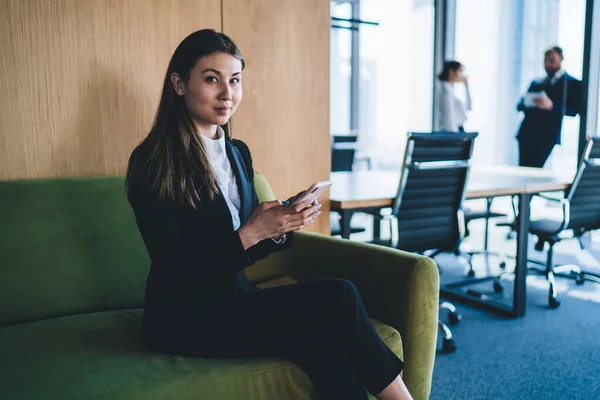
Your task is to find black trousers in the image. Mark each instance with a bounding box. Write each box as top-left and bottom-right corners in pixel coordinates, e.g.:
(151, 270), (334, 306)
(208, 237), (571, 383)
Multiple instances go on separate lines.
(172, 278), (404, 399)
(518, 135), (556, 168)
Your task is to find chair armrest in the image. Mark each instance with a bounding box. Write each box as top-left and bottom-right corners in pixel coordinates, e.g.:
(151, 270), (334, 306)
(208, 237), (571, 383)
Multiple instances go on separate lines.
(533, 194), (570, 232)
(535, 193), (564, 203)
(278, 232), (439, 400)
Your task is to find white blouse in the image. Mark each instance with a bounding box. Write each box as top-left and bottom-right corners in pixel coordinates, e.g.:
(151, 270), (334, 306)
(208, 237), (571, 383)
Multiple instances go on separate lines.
(434, 82), (472, 132)
(200, 127), (242, 230)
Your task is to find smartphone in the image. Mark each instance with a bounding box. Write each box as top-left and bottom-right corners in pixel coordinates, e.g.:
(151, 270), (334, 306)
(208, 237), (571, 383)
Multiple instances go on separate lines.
(290, 180), (332, 205)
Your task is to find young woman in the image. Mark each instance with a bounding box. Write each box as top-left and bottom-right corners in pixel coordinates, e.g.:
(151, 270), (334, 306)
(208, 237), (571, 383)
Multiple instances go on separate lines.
(126, 29), (412, 400)
(435, 60), (472, 132)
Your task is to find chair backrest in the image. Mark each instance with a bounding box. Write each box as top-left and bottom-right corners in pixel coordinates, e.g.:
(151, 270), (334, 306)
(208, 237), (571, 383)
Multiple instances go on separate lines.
(244, 173), (288, 283)
(392, 132), (478, 253)
(331, 135), (358, 172)
(332, 135), (358, 143)
(410, 131), (463, 135)
(566, 136), (600, 231)
(331, 147), (355, 172)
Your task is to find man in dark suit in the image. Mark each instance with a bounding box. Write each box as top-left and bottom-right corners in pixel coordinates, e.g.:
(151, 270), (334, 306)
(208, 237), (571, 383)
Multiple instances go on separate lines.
(516, 46), (582, 168)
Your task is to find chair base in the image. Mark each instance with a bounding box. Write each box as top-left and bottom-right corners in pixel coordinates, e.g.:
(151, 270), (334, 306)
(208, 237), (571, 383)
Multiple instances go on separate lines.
(438, 320), (457, 353)
(493, 262), (585, 308)
(438, 302), (460, 353)
(465, 250), (508, 272)
(438, 304), (459, 353)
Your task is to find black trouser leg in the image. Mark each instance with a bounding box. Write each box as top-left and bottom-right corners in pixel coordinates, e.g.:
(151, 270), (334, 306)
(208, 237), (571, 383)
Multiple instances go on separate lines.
(178, 278), (403, 398)
(519, 137), (536, 167)
(287, 337), (369, 400)
(537, 140), (556, 168)
(519, 136), (555, 168)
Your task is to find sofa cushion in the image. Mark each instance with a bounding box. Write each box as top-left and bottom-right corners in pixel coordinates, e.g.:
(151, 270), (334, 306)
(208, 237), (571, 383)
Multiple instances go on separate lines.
(0, 309), (315, 400)
(0, 295), (403, 400)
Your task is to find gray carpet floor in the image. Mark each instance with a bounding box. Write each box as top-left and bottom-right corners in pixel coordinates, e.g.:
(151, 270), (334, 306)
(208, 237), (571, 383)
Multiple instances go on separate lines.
(432, 247), (600, 400)
(346, 199), (600, 400)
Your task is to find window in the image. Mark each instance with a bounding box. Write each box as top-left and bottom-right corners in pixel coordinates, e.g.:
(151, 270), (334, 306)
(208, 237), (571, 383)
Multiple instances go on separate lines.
(359, 0), (435, 168)
(330, 1), (353, 135)
(454, 0), (586, 179)
(329, 0), (435, 170)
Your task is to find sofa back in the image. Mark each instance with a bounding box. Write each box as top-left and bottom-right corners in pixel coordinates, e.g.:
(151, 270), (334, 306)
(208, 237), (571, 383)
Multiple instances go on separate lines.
(0, 176), (149, 326)
(0, 173), (281, 327)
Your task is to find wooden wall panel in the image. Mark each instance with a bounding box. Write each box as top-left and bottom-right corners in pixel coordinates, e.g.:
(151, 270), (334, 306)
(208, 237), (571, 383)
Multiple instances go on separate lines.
(0, 0), (221, 179)
(1, 0), (331, 234)
(222, 0), (331, 233)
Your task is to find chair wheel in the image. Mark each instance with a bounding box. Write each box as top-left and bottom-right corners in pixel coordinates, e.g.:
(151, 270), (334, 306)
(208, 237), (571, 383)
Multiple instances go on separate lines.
(493, 280), (504, 293)
(467, 269), (475, 277)
(575, 275), (585, 285)
(447, 311), (461, 325)
(499, 261), (506, 269)
(549, 296), (561, 309)
(442, 338), (457, 353)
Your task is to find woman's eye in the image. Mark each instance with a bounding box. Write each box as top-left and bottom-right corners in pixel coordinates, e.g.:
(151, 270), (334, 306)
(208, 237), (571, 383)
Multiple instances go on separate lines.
(205, 76), (218, 83)
(231, 78), (240, 84)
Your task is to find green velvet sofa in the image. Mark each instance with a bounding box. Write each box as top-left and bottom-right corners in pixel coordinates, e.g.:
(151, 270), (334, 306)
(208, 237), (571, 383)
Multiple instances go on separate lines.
(0, 174), (439, 400)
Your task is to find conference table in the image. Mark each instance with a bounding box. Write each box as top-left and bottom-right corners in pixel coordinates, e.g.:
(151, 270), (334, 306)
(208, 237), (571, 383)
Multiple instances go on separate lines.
(329, 166), (570, 318)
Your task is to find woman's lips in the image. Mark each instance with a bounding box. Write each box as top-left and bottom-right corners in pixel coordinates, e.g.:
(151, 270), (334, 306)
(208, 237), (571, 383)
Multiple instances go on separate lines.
(215, 107), (230, 116)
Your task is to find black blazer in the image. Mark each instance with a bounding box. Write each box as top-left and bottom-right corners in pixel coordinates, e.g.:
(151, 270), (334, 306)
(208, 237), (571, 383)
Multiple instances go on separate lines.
(127, 138), (292, 348)
(516, 72), (582, 146)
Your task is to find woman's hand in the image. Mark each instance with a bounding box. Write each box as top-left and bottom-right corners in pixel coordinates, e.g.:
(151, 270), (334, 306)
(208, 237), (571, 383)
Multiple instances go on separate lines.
(238, 199), (322, 249)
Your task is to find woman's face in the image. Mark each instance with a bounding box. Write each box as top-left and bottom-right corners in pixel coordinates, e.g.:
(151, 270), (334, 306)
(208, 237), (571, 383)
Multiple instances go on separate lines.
(172, 52), (243, 133)
(449, 67), (463, 83)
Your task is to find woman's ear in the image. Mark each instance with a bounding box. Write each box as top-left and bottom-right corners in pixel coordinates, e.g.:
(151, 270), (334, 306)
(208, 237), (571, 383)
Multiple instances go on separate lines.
(170, 73), (184, 95)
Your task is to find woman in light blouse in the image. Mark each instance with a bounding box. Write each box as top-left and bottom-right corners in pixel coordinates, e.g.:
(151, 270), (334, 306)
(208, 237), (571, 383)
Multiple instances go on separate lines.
(435, 60), (472, 132)
(125, 29), (412, 400)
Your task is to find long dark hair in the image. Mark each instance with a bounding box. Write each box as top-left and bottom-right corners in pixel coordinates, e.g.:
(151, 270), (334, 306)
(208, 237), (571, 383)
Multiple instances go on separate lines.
(125, 29), (245, 207)
(438, 61), (462, 81)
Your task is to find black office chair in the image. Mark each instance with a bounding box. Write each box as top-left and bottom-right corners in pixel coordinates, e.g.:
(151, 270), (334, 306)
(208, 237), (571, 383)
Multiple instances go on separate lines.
(370, 132), (479, 353)
(331, 135), (358, 172)
(412, 132), (509, 272)
(330, 215), (366, 237)
(494, 136), (600, 308)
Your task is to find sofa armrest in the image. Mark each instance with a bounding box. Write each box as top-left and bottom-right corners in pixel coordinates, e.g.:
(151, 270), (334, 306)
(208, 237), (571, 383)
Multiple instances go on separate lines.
(278, 232), (439, 400)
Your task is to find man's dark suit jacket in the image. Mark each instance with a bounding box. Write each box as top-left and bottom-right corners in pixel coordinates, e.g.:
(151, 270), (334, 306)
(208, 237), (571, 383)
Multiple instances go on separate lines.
(127, 138), (292, 350)
(516, 72), (582, 146)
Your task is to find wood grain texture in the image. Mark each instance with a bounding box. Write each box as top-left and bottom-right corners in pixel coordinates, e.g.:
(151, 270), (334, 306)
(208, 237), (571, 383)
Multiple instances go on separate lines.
(0, 0), (220, 179)
(222, 0), (331, 234)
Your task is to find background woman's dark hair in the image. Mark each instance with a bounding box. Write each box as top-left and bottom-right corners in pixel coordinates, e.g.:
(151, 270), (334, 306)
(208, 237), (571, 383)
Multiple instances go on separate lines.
(438, 60), (462, 81)
(125, 29), (245, 207)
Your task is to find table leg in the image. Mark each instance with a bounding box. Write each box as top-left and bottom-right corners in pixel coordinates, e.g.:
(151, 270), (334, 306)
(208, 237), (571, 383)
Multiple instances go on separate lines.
(439, 193), (531, 318)
(513, 193), (530, 317)
(340, 210), (354, 239)
(484, 198), (492, 251)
